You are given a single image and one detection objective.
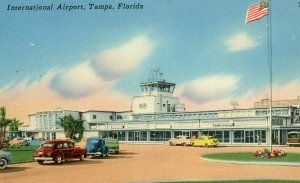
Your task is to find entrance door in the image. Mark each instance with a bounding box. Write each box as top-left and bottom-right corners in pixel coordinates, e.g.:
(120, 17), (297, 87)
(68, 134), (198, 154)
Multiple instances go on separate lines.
(281, 130), (287, 145)
(134, 131), (140, 141)
(182, 131), (190, 137)
(245, 130), (254, 143)
(272, 130), (280, 145)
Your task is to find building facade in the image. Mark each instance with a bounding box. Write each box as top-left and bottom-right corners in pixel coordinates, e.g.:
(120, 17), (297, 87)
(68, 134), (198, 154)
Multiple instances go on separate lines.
(21, 75), (300, 146)
(20, 110), (80, 140)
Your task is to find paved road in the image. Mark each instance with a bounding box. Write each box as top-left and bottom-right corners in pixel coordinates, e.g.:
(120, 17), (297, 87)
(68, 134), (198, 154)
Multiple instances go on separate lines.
(1, 144), (300, 183)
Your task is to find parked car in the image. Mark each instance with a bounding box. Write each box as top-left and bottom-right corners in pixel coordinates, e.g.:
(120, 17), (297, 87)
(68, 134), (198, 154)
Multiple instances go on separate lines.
(287, 131), (300, 146)
(105, 137), (120, 153)
(168, 135), (192, 146)
(29, 139), (45, 146)
(191, 135), (219, 147)
(86, 137), (109, 157)
(0, 150), (12, 170)
(33, 139), (87, 165)
(9, 137), (30, 147)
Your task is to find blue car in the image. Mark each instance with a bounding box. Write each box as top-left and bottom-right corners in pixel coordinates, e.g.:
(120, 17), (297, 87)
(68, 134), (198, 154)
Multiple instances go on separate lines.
(86, 137), (109, 157)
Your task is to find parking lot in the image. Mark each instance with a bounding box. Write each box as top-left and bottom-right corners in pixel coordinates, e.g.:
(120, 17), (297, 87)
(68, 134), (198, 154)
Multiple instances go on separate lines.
(1, 144), (300, 183)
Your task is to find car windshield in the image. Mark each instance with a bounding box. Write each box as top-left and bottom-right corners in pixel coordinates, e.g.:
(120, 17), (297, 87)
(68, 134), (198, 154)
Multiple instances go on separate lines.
(89, 140), (98, 143)
(288, 132), (300, 138)
(42, 143), (54, 147)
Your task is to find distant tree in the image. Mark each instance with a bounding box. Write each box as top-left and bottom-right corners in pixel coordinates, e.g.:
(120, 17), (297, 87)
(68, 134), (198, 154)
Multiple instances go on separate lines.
(59, 115), (84, 141)
(0, 107), (12, 148)
(9, 118), (24, 131)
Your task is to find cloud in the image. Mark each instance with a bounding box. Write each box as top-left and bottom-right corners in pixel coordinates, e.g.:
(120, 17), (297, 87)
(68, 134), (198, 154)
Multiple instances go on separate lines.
(50, 62), (113, 98)
(50, 35), (154, 98)
(91, 35), (154, 80)
(226, 33), (258, 52)
(0, 69), (131, 124)
(176, 74), (240, 103)
(223, 79), (300, 109)
(176, 75), (300, 112)
(0, 35), (154, 122)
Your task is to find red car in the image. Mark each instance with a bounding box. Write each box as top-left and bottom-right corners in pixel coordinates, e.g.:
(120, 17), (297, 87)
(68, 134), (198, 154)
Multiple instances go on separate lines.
(33, 139), (87, 165)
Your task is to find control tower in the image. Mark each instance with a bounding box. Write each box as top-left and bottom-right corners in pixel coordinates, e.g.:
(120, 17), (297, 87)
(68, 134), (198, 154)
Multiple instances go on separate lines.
(132, 69), (185, 114)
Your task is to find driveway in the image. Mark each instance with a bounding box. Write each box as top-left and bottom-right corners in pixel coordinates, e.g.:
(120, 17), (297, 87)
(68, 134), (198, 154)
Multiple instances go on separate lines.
(1, 144), (300, 183)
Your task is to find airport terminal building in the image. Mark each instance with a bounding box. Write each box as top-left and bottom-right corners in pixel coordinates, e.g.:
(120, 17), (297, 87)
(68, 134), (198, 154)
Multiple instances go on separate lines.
(20, 76), (300, 146)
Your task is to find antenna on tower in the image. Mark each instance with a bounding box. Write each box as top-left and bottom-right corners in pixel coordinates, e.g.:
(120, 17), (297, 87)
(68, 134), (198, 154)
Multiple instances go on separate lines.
(153, 68), (159, 81)
(159, 72), (163, 81)
(230, 101), (239, 109)
(148, 68), (163, 81)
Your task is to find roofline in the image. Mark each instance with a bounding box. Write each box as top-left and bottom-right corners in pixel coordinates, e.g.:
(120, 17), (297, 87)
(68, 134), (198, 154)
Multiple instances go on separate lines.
(28, 109), (79, 116)
(131, 106), (293, 116)
(34, 109), (80, 113)
(140, 81), (175, 85)
(29, 109), (133, 116)
(81, 110), (133, 113)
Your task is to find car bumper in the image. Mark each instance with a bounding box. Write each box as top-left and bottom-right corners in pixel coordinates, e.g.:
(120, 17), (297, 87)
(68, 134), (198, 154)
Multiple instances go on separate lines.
(87, 152), (106, 156)
(33, 157), (53, 161)
(207, 144), (218, 147)
(108, 148), (119, 153)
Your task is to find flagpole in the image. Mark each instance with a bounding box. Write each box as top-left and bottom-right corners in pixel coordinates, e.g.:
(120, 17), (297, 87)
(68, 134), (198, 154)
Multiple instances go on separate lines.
(267, 0), (273, 152)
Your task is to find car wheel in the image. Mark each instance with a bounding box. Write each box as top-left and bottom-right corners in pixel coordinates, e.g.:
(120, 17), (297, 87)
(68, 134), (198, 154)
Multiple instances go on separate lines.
(80, 154), (85, 161)
(183, 142), (187, 146)
(205, 143), (208, 148)
(55, 155), (63, 164)
(37, 160), (44, 165)
(0, 158), (8, 170)
(169, 142), (174, 146)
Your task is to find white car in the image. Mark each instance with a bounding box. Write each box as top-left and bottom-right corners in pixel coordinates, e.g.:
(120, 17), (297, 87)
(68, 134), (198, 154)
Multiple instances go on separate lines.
(168, 135), (192, 146)
(9, 137), (30, 147)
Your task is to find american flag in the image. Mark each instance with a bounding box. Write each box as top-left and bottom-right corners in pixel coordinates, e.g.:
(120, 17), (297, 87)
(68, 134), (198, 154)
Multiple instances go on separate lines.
(245, 0), (269, 24)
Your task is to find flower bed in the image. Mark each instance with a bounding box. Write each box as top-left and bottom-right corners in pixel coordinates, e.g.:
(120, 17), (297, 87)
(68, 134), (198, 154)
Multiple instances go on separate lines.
(252, 148), (286, 158)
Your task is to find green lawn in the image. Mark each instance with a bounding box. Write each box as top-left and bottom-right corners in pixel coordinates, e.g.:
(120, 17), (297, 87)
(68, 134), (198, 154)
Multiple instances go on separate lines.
(2, 146), (39, 164)
(202, 152), (300, 162)
(159, 181), (300, 183)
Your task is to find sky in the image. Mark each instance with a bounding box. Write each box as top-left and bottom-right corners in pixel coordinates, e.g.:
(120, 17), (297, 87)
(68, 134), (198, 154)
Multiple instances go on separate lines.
(1, 0), (300, 123)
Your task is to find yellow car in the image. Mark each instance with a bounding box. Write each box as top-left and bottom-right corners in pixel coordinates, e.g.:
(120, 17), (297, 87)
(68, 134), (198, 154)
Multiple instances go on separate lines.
(191, 135), (219, 147)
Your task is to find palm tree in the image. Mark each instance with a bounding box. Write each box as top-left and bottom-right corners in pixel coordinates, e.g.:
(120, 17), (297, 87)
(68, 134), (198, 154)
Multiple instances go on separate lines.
(0, 107), (12, 148)
(0, 107), (6, 132)
(9, 118), (24, 138)
(59, 115), (84, 141)
(9, 118), (24, 132)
